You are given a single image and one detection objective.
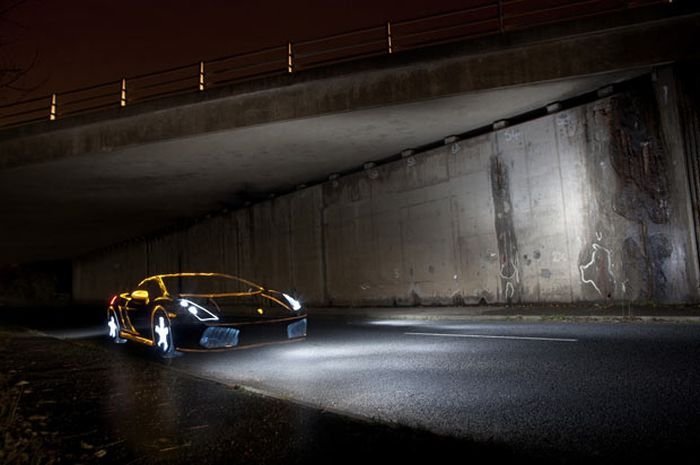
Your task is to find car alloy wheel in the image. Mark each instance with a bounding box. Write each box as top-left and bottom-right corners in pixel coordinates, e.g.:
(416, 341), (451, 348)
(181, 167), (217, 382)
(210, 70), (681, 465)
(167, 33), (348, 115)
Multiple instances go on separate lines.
(152, 310), (175, 357)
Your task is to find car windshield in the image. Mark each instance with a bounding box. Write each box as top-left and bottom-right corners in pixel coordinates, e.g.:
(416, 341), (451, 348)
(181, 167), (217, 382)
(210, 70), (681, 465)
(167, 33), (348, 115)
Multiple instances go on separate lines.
(161, 275), (262, 296)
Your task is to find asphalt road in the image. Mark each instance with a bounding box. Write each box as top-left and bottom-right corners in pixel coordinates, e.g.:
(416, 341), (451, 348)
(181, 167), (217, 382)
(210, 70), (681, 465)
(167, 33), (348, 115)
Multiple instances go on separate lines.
(0, 304), (687, 462)
(37, 315), (698, 461)
(194, 319), (700, 457)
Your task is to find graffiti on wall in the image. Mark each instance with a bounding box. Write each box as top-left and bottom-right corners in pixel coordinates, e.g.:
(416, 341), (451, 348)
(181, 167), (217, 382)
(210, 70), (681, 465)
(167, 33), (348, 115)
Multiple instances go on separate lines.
(579, 232), (615, 298)
(499, 258), (520, 300)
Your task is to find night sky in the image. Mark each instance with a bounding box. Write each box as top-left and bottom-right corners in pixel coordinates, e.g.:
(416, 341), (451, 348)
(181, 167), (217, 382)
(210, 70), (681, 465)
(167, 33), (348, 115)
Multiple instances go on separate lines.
(2, 0), (468, 103)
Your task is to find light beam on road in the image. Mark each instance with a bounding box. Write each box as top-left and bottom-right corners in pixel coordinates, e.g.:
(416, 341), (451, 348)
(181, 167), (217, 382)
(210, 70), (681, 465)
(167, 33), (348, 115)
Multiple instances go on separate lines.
(406, 332), (578, 342)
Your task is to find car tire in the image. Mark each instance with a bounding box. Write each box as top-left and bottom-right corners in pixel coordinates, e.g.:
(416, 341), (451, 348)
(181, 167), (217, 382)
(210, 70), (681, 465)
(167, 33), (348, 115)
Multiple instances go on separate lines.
(107, 310), (126, 344)
(152, 309), (175, 358)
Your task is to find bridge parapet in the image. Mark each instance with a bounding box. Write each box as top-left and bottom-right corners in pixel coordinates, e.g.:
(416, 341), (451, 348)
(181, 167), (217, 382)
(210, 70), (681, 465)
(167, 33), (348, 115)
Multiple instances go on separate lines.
(0, 0), (676, 129)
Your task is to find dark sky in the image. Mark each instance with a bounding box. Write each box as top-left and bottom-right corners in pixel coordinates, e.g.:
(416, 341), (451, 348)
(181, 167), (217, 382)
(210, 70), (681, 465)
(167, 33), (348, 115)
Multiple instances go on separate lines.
(2, 0), (469, 102)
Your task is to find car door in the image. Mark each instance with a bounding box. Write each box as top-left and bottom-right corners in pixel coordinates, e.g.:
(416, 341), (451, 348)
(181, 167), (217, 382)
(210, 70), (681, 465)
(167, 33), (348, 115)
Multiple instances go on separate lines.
(126, 279), (162, 337)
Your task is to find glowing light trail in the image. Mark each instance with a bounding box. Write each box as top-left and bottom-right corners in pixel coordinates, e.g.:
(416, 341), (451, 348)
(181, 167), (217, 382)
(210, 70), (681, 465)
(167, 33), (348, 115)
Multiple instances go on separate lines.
(155, 317), (170, 351)
(108, 315), (118, 338)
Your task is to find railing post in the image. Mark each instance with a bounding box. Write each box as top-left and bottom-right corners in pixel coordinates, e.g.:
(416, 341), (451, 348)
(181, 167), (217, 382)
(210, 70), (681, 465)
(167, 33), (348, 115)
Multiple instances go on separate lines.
(287, 41), (294, 73)
(49, 93), (57, 121)
(199, 61), (205, 91)
(387, 21), (393, 54)
(120, 78), (127, 107)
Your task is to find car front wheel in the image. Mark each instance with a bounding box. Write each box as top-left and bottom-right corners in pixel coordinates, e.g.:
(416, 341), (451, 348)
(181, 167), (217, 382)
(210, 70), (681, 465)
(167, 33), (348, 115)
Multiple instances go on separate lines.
(152, 310), (175, 357)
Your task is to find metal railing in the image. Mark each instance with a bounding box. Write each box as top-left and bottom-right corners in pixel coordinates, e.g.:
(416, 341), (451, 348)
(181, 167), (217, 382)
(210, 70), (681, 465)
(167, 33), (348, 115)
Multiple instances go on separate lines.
(0, 0), (669, 129)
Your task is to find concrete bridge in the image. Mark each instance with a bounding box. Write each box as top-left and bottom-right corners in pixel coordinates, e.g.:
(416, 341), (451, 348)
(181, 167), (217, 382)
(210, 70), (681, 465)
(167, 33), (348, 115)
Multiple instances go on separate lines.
(1, 3), (699, 306)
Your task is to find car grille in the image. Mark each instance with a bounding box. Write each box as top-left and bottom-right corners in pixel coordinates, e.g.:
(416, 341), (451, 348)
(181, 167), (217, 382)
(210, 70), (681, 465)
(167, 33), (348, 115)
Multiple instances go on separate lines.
(287, 318), (307, 339)
(200, 327), (239, 349)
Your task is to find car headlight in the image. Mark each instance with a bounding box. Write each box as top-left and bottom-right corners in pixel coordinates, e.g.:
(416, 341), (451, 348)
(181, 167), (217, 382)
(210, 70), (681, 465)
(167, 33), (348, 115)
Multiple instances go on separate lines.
(178, 299), (219, 322)
(282, 293), (302, 311)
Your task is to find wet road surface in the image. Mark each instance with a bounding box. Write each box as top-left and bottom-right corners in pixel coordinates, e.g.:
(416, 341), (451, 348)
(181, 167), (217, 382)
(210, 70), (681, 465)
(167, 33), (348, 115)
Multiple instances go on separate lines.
(3, 309), (700, 463)
(47, 315), (700, 462)
(1, 325), (512, 465)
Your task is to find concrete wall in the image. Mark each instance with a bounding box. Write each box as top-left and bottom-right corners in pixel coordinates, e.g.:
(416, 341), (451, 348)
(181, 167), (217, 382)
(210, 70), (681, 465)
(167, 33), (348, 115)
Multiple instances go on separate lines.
(73, 75), (700, 306)
(0, 261), (72, 306)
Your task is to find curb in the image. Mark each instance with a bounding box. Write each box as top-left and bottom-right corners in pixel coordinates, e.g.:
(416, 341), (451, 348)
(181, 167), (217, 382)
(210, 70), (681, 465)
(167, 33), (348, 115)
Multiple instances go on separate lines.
(307, 310), (700, 324)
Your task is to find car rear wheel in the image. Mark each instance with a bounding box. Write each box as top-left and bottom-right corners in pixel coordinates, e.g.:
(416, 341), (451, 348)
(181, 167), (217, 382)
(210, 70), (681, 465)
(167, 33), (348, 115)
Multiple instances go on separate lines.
(107, 310), (126, 344)
(152, 310), (175, 357)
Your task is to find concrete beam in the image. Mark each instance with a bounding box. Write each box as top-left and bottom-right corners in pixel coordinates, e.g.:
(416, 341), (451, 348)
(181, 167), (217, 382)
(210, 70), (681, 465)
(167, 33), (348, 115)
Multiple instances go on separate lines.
(1, 13), (699, 170)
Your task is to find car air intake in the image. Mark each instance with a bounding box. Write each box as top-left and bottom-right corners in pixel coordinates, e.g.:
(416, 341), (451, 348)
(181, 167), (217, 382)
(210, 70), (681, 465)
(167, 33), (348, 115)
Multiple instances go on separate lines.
(287, 318), (307, 339)
(200, 327), (239, 349)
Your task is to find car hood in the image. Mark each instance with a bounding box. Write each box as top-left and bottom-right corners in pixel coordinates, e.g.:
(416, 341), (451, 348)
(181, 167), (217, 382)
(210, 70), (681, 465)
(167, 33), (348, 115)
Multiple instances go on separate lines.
(176, 291), (302, 322)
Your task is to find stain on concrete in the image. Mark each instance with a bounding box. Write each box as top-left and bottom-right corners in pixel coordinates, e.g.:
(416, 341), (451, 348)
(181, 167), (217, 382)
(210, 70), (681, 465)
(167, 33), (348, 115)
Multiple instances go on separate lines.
(580, 81), (678, 302)
(410, 290), (421, 306)
(476, 289), (495, 304)
(321, 180), (342, 207)
(608, 84), (670, 224)
(648, 233), (673, 300)
(621, 233), (673, 301)
(490, 155), (521, 303)
(622, 237), (647, 301)
(540, 268), (552, 279)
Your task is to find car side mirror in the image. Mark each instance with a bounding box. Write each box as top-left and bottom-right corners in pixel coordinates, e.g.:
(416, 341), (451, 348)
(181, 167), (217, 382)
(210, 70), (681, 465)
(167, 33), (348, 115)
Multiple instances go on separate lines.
(131, 289), (149, 304)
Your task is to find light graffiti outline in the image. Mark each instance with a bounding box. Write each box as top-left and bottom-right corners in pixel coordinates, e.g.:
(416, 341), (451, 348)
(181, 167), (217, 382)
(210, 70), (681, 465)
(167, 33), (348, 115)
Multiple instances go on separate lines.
(155, 316), (170, 352)
(579, 233), (615, 296)
(499, 259), (520, 300)
(106, 272), (308, 355)
(108, 315), (118, 338)
(504, 128), (521, 143)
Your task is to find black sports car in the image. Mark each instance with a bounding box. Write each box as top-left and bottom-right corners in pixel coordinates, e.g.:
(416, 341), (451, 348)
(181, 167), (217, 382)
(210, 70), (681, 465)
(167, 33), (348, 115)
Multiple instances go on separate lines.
(107, 273), (307, 356)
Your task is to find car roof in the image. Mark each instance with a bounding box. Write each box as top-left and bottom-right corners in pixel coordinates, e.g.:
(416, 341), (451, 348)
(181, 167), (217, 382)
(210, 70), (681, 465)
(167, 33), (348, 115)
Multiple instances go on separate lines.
(138, 272), (263, 291)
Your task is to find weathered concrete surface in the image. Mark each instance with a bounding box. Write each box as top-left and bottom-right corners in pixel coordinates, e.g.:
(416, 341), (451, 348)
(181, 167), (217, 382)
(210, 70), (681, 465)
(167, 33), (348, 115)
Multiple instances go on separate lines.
(1, 11), (700, 266)
(72, 70), (700, 305)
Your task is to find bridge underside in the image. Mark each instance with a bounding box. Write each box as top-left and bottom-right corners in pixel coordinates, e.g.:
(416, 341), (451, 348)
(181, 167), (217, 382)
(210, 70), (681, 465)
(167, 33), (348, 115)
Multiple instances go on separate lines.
(68, 65), (700, 306)
(0, 70), (644, 265)
(1, 11), (699, 306)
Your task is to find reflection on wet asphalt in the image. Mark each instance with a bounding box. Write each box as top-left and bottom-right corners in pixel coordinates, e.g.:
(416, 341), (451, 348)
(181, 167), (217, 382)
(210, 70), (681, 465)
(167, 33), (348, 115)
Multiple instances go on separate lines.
(3, 316), (700, 463)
